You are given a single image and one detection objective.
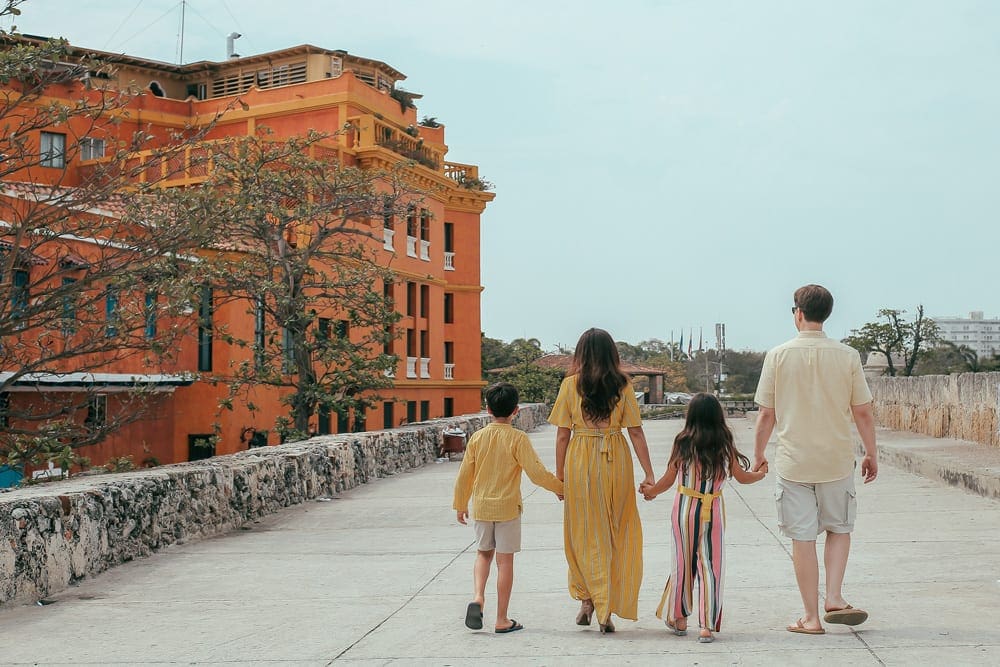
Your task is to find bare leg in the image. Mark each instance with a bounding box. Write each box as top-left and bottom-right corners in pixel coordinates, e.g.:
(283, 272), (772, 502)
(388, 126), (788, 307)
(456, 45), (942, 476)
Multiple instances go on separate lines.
(791, 539), (822, 631)
(473, 549), (494, 607)
(823, 532), (851, 611)
(495, 552), (515, 630)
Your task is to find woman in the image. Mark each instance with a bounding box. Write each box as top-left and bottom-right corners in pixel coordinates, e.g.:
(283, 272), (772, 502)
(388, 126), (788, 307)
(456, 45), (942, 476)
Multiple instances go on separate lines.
(549, 328), (655, 633)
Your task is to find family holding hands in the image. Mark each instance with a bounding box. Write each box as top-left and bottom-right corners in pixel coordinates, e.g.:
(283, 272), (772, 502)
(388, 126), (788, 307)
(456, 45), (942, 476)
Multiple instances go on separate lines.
(454, 285), (878, 643)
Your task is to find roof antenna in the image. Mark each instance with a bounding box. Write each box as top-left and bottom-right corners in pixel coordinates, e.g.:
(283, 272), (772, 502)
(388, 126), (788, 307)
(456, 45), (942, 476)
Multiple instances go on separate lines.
(227, 32), (242, 59)
(178, 0), (186, 63)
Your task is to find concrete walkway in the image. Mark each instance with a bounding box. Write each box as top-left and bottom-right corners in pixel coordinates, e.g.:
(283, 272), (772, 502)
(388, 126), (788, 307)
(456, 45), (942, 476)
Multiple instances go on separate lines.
(1, 419), (999, 665)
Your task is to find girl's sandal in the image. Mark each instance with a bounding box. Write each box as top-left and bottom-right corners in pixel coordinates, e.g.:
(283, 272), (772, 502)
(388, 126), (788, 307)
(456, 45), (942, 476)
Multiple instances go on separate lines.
(666, 620), (687, 636)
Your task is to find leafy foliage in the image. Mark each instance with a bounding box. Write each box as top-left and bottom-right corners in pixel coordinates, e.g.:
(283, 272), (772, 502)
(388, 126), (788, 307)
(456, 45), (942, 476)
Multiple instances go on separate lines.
(0, 1), (229, 468)
(916, 342), (1000, 375)
(842, 306), (939, 377)
(173, 129), (414, 437)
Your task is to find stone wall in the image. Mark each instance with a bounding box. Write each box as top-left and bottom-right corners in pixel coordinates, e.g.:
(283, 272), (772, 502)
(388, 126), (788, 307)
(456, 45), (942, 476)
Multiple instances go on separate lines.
(869, 373), (1000, 447)
(0, 405), (550, 607)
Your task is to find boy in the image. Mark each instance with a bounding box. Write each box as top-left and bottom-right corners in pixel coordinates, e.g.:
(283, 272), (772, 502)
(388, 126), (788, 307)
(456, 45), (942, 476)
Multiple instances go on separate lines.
(453, 382), (563, 634)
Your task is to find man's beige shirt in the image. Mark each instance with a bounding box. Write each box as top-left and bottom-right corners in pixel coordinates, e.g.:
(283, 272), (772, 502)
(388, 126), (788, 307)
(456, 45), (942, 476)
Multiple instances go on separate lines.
(754, 331), (873, 483)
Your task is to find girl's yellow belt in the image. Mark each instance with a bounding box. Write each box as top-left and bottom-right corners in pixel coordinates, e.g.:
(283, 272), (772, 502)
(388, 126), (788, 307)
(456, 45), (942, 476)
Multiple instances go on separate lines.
(678, 485), (723, 524)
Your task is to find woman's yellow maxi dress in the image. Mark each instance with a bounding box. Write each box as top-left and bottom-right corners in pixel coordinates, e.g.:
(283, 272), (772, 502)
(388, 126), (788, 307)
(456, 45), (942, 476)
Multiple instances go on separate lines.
(548, 375), (644, 623)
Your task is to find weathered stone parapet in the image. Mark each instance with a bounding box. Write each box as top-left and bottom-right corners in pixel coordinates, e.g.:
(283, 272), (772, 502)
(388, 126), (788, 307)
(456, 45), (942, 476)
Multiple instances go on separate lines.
(869, 374), (1000, 447)
(0, 405), (550, 607)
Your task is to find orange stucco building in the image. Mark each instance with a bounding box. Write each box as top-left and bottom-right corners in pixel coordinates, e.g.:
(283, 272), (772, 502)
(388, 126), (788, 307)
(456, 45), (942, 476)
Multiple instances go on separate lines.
(1, 37), (493, 471)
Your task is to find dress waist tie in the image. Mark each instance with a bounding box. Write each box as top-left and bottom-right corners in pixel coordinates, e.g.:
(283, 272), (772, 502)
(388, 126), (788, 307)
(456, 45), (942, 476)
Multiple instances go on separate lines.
(572, 427), (621, 461)
(678, 485), (722, 524)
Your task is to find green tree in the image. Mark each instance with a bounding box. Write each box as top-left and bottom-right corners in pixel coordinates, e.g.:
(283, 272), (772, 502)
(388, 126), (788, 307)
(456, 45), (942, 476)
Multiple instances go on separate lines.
(178, 129), (411, 441)
(843, 306), (939, 377)
(0, 0), (227, 469)
(481, 334), (515, 376)
(494, 365), (564, 405)
(916, 342), (977, 375)
(720, 350), (766, 394)
(481, 336), (562, 404)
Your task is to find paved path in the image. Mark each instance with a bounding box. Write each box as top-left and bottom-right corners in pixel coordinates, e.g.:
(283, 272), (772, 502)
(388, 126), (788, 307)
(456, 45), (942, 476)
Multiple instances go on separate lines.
(1, 419), (999, 665)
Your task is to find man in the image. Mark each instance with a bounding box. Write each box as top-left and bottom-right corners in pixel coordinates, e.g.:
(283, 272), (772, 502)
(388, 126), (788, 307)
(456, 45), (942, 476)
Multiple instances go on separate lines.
(753, 284), (878, 635)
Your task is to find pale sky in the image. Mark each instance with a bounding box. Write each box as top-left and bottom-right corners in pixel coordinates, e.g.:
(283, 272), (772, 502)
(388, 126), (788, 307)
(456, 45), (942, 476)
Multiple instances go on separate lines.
(11, 1), (1000, 352)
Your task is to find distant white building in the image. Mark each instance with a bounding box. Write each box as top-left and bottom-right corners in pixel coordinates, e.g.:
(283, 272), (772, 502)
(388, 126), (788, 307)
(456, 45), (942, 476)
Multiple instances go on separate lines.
(933, 311), (1000, 358)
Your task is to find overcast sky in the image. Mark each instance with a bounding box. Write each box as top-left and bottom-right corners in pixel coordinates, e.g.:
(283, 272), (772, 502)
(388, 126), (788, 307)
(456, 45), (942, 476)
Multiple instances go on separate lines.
(10, 1), (999, 352)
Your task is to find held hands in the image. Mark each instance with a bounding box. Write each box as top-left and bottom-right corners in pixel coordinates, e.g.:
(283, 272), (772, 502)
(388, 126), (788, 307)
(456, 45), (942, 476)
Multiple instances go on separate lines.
(753, 455), (768, 474)
(456, 510), (468, 525)
(638, 474), (658, 501)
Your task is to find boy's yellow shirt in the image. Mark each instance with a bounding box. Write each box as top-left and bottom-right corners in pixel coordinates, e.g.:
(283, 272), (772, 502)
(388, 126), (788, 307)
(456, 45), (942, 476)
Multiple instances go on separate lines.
(452, 422), (563, 522)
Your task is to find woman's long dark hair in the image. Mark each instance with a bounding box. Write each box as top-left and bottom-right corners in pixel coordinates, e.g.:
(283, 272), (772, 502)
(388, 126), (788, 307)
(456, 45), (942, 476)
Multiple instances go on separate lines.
(670, 393), (749, 481)
(572, 328), (629, 423)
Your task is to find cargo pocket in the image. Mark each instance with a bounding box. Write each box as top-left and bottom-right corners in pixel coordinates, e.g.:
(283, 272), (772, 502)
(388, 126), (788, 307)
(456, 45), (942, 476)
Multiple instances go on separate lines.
(775, 488), (785, 530)
(846, 488), (857, 527)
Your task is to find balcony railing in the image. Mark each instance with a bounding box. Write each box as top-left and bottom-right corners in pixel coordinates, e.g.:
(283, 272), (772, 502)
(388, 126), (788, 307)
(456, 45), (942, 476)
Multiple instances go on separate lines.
(444, 161), (478, 184)
(382, 228), (394, 251)
(419, 240), (430, 261)
(384, 367), (395, 378)
(444, 252), (455, 271)
(444, 363), (455, 380)
(406, 357), (417, 379)
(419, 357), (431, 379)
(406, 235), (418, 258)
(349, 114), (444, 171)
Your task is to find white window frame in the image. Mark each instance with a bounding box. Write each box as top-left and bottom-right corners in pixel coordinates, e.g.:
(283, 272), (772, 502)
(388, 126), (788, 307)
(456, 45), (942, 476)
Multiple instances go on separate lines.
(40, 132), (66, 168)
(79, 137), (105, 161)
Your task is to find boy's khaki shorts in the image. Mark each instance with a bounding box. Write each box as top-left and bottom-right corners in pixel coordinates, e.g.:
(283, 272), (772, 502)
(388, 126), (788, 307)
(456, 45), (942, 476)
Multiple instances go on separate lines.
(776, 474), (857, 541)
(473, 517), (521, 553)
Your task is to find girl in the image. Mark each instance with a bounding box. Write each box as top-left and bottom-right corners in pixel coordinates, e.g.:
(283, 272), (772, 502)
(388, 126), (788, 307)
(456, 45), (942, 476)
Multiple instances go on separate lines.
(641, 393), (767, 643)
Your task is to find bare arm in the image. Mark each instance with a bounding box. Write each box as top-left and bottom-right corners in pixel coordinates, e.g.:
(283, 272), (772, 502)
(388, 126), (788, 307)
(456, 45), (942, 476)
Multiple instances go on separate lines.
(555, 426), (571, 481)
(642, 458), (679, 500)
(731, 452), (767, 484)
(753, 406), (775, 472)
(851, 402), (878, 483)
(626, 425), (655, 487)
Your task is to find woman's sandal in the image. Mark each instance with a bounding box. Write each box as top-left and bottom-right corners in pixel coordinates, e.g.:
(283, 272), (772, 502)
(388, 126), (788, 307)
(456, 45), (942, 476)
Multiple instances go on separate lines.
(598, 617), (615, 634)
(576, 599), (594, 626)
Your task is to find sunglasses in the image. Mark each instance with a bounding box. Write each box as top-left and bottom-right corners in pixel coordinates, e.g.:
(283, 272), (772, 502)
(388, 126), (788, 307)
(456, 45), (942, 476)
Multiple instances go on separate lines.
(791, 306), (799, 314)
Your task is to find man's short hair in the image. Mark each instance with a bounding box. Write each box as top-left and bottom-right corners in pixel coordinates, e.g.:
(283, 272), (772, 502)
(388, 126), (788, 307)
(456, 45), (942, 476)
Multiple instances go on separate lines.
(794, 284), (834, 323)
(484, 382), (519, 418)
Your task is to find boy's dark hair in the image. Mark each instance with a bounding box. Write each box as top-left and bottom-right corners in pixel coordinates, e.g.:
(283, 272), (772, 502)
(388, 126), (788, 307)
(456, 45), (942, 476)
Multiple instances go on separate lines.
(484, 382), (519, 418)
(794, 284), (834, 323)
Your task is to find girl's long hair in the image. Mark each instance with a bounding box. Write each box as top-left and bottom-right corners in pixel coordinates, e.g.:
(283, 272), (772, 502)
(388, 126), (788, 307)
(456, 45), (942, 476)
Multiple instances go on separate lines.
(571, 328), (629, 423)
(670, 393), (749, 481)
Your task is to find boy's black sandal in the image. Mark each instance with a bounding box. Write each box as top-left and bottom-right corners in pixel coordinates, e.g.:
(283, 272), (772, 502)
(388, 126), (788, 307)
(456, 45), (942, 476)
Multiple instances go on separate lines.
(465, 602), (483, 630)
(495, 619), (524, 634)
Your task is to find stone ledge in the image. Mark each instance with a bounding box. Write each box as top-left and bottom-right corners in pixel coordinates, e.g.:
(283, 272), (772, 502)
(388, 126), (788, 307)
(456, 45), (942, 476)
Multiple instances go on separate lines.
(0, 404), (550, 607)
